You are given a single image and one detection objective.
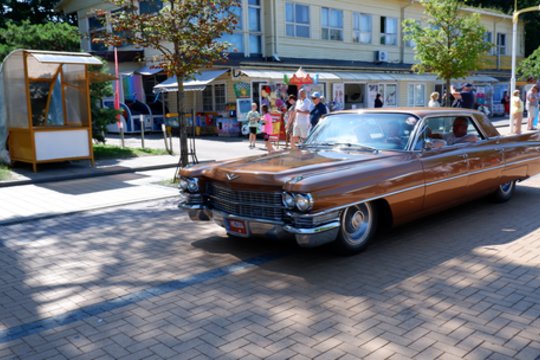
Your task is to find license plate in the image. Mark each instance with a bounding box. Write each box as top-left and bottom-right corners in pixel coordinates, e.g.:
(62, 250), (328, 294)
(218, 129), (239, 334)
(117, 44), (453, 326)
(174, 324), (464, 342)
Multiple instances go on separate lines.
(227, 219), (249, 236)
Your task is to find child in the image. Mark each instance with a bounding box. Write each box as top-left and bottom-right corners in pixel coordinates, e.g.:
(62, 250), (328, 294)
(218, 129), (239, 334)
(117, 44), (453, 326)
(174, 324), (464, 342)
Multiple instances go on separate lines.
(246, 102), (260, 148)
(261, 105), (274, 153)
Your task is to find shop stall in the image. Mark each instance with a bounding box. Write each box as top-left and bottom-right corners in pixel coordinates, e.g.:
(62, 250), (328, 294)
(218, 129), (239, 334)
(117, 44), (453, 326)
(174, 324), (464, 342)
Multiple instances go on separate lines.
(0, 50), (102, 171)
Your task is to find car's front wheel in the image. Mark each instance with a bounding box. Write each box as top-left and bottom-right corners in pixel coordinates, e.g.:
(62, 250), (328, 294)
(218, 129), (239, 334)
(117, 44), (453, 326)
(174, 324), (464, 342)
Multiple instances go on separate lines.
(333, 202), (377, 255)
(492, 180), (516, 202)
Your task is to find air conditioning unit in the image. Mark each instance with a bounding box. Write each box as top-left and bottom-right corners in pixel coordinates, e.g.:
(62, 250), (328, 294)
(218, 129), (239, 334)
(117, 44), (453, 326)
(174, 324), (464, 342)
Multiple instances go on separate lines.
(376, 50), (388, 62)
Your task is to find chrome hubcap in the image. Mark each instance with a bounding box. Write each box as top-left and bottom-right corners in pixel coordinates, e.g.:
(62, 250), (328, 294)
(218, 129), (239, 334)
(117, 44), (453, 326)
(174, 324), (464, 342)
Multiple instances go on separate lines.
(500, 181), (512, 193)
(350, 211), (365, 230)
(342, 204), (372, 246)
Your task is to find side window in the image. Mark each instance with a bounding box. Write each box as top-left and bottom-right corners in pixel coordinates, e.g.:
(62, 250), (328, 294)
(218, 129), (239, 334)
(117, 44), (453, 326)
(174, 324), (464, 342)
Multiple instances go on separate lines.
(415, 115), (484, 150)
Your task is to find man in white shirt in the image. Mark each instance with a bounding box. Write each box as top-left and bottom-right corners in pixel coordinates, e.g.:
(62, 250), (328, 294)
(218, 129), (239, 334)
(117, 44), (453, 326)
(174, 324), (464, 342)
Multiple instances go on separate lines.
(291, 88), (312, 149)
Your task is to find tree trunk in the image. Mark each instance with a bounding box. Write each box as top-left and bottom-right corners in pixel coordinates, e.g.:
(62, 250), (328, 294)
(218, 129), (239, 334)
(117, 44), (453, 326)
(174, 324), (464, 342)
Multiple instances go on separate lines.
(445, 79), (452, 107)
(176, 75), (188, 167)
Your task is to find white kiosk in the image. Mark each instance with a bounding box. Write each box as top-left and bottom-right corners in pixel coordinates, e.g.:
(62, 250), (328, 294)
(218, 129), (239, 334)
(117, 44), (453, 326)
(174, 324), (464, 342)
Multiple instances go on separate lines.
(0, 50), (102, 171)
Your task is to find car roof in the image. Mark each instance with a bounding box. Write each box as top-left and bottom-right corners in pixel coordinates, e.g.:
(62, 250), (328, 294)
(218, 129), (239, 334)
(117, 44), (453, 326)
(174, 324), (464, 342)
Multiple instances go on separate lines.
(329, 107), (483, 118)
(326, 107), (500, 138)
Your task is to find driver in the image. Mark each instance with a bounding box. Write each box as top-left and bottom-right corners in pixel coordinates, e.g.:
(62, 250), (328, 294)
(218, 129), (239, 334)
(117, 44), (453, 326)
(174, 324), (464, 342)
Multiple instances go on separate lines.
(429, 116), (478, 145)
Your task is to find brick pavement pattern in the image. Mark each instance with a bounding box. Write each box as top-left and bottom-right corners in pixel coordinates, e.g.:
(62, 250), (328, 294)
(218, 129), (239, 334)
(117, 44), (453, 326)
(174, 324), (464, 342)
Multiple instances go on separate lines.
(1, 177), (540, 359)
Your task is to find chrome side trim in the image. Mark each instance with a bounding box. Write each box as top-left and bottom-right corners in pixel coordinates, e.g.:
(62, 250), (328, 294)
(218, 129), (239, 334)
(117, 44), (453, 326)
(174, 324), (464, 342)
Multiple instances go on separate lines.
(286, 154), (540, 219)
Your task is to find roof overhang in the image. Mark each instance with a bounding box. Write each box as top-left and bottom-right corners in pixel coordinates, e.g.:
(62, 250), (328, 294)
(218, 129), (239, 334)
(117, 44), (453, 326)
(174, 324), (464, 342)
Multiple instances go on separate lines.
(154, 69), (228, 93)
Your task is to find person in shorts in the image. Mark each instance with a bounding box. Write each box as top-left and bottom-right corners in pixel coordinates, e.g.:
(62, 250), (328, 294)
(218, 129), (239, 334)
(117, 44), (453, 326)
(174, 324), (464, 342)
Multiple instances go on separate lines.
(261, 105), (274, 153)
(246, 102), (260, 148)
(292, 88), (312, 148)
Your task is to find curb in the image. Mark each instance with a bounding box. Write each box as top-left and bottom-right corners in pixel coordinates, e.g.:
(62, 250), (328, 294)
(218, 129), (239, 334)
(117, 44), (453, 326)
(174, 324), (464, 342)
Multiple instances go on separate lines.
(0, 194), (179, 226)
(0, 162), (180, 188)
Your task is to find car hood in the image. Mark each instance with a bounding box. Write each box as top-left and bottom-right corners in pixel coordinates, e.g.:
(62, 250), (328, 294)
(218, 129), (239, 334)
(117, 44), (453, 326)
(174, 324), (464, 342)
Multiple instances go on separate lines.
(200, 148), (401, 188)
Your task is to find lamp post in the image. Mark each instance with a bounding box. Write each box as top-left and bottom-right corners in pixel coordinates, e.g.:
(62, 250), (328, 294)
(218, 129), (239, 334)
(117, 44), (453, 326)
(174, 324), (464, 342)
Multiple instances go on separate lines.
(510, 4), (540, 133)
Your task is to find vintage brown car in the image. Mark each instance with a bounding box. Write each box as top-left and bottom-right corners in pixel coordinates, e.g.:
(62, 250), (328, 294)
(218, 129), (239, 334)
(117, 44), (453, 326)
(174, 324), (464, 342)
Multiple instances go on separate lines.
(178, 108), (540, 254)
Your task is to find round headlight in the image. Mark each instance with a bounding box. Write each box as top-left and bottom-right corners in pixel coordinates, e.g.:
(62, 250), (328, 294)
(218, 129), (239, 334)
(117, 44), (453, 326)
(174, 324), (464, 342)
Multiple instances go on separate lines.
(282, 192), (295, 209)
(179, 179), (189, 191)
(186, 178), (199, 193)
(294, 193), (313, 212)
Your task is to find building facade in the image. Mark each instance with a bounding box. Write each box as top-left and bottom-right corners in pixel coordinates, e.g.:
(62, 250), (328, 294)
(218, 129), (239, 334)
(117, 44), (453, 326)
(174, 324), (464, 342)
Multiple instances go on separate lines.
(57, 0), (524, 134)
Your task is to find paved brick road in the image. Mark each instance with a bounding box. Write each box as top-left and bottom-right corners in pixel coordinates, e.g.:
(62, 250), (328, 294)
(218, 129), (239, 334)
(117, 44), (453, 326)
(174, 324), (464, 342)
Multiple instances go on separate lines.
(1, 177), (540, 359)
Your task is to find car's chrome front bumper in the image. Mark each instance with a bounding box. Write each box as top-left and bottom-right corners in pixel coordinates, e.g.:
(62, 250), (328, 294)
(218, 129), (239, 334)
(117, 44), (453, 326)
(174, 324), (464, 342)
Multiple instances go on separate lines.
(179, 202), (340, 248)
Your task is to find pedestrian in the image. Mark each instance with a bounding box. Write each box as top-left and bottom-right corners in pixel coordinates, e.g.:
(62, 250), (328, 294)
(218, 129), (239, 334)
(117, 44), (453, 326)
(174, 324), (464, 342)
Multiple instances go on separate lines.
(428, 91), (441, 107)
(246, 102), (260, 149)
(511, 89), (523, 135)
(292, 88), (312, 148)
(501, 91), (510, 116)
(454, 83), (475, 109)
(309, 91), (327, 128)
(284, 94), (297, 149)
(260, 104), (275, 153)
(525, 85), (538, 130)
(374, 93), (383, 108)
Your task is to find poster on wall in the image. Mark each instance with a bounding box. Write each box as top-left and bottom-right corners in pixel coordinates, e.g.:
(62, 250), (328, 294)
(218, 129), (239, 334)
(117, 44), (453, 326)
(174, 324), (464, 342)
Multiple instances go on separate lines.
(367, 84), (379, 108)
(385, 84), (397, 107)
(332, 83), (345, 111)
(233, 82), (251, 98)
(236, 98), (253, 122)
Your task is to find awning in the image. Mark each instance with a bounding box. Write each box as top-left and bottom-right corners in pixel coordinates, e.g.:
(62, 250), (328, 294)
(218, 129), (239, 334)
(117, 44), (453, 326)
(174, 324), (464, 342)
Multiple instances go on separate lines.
(334, 72), (440, 82)
(460, 75), (499, 83)
(29, 51), (103, 65)
(238, 69), (498, 84)
(135, 65), (163, 76)
(153, 69), (228, 93)
(239, 69), (340, 81)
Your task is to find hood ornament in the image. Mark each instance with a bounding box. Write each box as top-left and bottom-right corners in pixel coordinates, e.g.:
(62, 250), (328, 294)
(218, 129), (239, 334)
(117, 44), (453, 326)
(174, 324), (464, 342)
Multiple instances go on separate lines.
(226, 173), (239, 181)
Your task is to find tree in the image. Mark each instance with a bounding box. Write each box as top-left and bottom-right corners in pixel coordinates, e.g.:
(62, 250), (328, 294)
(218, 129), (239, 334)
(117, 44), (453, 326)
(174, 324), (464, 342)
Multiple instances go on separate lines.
(95, 0), (239, 167)
(516, 47), (540, 81)
(403, 0), (491, 106)
(0, 0), (76, 28)
(89, 62), (122, 143)
(0, 20), (80, 61)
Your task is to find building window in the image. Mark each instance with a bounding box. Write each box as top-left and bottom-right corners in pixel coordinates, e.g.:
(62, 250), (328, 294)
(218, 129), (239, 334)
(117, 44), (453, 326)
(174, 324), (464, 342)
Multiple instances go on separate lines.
(352, 13), (371, 44)
(139, 0), (163, 14)
(321, 7), (343, 41)
(497, 33), (506, 55)
(248, 0), (262, 54)
(221, 5), (244, 53)
(88, 16), (108, 52)
(286, 2), (310, 38)
(203, 83), (227, 112)
(380, 16), (397, 46)
(484, 31), (494, 55)
(407, 84), (425, 107)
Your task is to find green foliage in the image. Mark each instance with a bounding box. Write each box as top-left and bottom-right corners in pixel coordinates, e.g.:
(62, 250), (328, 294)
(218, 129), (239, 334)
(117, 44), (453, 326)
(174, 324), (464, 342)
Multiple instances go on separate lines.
(93, 144), (169, 160)
(88, 61), (121, 143)
(403, 0), (491, 105)
(0, 164), (12, 181)
(0, 20), (80, 61)
(0, 0), (76, 28)
(516, 47), (540, 81)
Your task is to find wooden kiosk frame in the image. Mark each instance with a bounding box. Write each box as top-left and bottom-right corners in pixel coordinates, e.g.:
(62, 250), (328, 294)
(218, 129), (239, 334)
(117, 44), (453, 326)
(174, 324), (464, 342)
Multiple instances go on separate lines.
(1, 50), (102, 172)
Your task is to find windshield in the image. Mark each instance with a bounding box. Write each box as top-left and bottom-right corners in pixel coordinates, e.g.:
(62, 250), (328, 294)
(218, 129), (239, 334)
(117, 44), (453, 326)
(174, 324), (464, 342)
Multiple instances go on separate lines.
(304, 113), (419, 151)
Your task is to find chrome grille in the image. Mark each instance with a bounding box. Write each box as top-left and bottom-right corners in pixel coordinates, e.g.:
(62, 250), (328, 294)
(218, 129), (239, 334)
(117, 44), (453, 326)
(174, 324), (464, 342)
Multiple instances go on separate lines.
(207, 182), (283, 221)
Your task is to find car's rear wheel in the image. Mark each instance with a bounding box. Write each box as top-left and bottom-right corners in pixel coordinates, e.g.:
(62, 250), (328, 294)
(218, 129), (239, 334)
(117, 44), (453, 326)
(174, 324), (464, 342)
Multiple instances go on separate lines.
(333, 202), (377, 255)
(492, 180), (516, 202)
